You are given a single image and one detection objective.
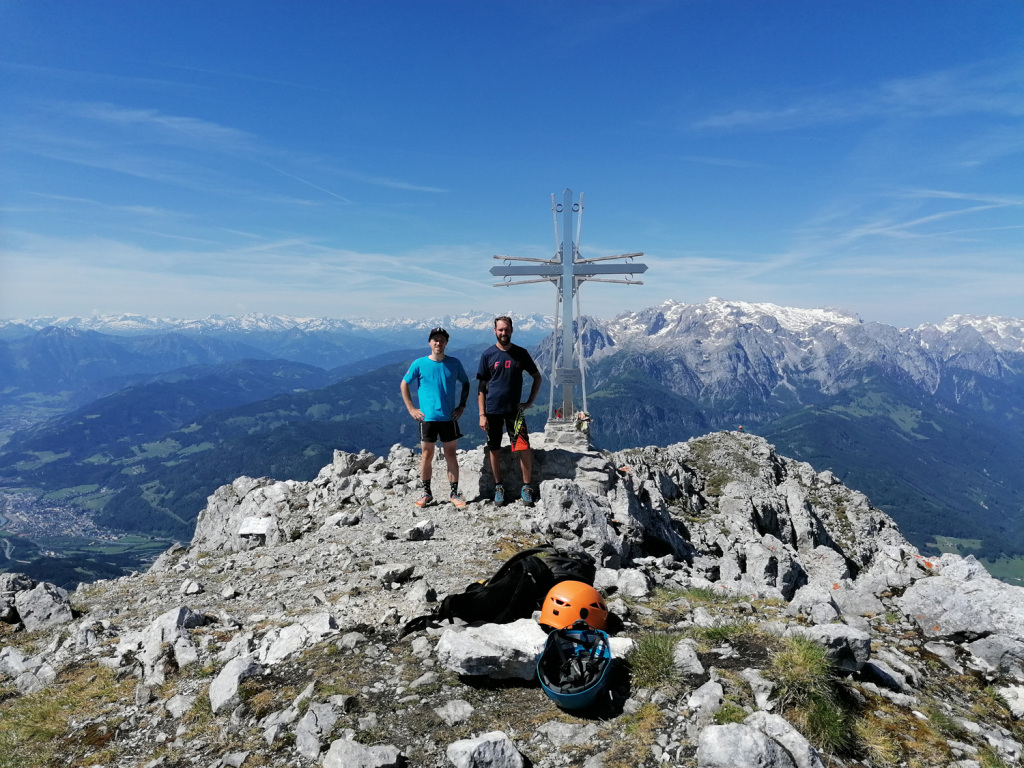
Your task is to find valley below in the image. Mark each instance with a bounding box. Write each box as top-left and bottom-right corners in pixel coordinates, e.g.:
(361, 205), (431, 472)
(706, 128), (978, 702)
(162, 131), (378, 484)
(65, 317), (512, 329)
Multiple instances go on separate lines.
(2, 299), (1022, 588)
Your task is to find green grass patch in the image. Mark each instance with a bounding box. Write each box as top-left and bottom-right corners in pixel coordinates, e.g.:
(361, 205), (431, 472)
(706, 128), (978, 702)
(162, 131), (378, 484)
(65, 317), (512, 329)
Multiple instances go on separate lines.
(680, 586), (741, 605)
(13, 452), (71, 471)
(132, 439), (181, 459)
(928, 535), (983, 554)
(177, 442), (216, 456)
(627, 632), (681, 689)
(768, 636), (855, 755)
(41, 485), (99, 501)
(978, 557), (1024, 587)
(682, 622), (753, 648)
(0, 663), (134, 768)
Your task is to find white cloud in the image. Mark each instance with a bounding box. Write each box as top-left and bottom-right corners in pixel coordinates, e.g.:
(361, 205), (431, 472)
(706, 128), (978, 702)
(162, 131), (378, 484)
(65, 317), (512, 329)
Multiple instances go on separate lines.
(693, 58), (1024, 131)
(62, 101), (257, 149)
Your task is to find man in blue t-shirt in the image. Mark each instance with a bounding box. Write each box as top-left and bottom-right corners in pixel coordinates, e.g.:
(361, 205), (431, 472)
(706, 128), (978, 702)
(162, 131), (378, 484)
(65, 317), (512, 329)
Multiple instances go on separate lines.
(477, 315), (543, 507)
(401, 327), (470, 508)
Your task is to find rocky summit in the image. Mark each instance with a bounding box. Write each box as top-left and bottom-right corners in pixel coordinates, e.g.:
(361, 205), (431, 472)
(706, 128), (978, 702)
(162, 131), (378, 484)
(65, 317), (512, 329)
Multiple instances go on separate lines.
(2, 429), (1024, 767)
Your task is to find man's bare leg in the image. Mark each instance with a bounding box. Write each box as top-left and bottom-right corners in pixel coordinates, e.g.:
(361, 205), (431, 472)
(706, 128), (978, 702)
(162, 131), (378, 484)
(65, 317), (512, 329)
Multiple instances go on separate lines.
(488, 447), (503, 487)
(420, 441), (435, 484)
(519, 448), (532, 486)
(441, 440), (459, 485)
(415, 440), (436, 506)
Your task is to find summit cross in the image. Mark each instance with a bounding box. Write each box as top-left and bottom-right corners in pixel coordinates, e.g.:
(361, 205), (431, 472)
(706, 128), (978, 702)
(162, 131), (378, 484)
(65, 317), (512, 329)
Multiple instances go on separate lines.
(490, 188), (647, 423)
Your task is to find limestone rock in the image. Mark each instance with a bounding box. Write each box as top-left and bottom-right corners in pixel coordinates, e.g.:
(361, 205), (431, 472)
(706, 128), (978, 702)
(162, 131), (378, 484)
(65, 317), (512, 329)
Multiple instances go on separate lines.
(673, 638), (705, 676)
(209, 654), (262, 714)
(436, 619), (547, 679)
(0, 572), (36, 623)
(446, 731), (524, 768)
(898, 555), (1024, 642)
(14, 582), (73, 632)
(697, 722), (797, 768)
(435, 699), (474, 726)
(745, 711), (825, 768)
(295, 701), (341, 760)
(322, 738), (403, 768)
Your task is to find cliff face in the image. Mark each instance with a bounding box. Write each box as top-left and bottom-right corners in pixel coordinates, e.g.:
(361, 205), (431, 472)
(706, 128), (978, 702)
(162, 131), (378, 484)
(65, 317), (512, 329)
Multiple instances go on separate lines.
(2, 430), (1023, 767)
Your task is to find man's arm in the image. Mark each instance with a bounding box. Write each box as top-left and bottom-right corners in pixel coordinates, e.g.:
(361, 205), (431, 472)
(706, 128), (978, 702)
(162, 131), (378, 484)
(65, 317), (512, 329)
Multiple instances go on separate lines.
(454, 381), (469, 420)
(478, 383), (488, 432)
(400, 379), (424, 422)
(524, 369), (542, 408)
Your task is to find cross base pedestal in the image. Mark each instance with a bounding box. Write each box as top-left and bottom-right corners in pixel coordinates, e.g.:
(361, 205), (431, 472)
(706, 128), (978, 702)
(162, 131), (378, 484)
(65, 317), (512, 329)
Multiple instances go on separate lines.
(542, 418), (592, 451)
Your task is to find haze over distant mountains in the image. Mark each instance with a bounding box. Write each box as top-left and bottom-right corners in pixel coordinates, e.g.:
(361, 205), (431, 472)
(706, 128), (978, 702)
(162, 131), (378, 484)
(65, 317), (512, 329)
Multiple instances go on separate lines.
(1, 298), (1022, 586)
(0, 310), (553, 341)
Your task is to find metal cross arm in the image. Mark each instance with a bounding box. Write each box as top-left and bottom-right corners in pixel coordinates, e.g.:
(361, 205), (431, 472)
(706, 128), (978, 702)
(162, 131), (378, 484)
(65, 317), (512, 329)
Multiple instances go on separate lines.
(492, 254), (559, 264)
(492, 277), (558, 288)
(490, 264), (563, 278)
(574, 262), (647, 278)
(490, 263), (647, 278)
(575, 252), (644, 264)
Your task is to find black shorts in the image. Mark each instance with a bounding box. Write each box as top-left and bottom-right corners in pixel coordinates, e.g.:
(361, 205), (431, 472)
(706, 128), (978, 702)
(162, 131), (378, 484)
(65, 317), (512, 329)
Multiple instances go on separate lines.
(484, 413), (529, 451)
(419, 420), (459, 444)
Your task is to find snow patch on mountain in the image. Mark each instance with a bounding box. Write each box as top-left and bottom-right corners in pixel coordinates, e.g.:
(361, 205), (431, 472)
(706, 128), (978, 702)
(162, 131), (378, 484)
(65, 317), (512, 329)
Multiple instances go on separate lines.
(921, 314), (1024, 354)
(0, 311), (553, 337)
(606, 298), (861, 341)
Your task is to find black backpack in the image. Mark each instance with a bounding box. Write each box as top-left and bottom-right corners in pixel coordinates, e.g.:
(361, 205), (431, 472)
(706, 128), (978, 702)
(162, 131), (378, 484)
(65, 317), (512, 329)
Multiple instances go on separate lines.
(400, 543), (596, 637)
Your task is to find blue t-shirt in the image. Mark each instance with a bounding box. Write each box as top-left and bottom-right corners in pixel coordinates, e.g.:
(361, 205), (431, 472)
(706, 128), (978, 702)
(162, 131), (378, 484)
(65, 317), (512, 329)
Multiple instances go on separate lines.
(476, 343), (539, 415)
(403, 355), (469, 421)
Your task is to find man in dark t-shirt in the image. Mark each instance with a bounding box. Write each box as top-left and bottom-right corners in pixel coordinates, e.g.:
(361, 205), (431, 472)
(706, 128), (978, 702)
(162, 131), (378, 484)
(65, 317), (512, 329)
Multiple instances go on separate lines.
(477, 315), (542, 506)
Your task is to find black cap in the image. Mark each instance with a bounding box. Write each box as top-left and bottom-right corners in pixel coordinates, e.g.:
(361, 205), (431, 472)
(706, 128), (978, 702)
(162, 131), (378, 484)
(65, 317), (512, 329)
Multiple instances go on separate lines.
(428, 327), (449, 341)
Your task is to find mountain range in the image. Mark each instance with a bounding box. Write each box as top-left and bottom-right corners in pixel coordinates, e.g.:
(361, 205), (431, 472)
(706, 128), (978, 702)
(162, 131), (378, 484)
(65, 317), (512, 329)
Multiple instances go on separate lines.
(1, 298), (1022, 584)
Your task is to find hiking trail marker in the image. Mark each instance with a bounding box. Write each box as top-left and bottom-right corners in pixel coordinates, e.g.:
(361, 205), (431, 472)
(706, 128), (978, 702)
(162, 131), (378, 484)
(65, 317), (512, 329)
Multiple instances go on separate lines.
(491, 188), (646, 423)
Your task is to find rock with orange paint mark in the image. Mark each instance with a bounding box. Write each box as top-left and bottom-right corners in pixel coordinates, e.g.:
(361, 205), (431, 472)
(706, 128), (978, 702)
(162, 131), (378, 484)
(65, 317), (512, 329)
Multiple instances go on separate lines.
(897, 554), (1024, 644)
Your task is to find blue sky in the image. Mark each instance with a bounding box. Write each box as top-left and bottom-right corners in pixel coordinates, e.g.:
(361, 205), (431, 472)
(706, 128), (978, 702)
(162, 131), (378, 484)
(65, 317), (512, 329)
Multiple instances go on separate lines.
(1, 1), (1022, 327)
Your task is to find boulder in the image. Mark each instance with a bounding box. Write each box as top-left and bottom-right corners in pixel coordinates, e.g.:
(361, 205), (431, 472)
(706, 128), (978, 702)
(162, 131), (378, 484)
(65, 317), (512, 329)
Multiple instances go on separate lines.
(616, 568), (651, 598)
(967, 635), (1024, 681)
(436, 619), (547, 679)
(745, 711), (826, 768)
(673, 638), (705, 676)
(116, 605), (207, 685)
(259, 623), (311, 666)
(322, 738), (403, 768)
(687, 678), (724, 723)
(786, 586), (841, 626)
(0, 645), (57, 694)
(697, 723), (798, 768)
(898, 556), (1024, 642)
(740, 668), (776, 711)
(209, 654), (262, 714)
(295, 701), (341, 760)
(14, 582), (73, 632)
(446, 731), (524, 768)
(0, 572), (35, 623)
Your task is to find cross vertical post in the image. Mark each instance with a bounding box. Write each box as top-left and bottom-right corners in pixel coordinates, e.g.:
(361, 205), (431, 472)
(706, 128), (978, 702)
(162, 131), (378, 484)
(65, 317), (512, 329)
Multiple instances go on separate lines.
(490, 189), (646, 423)
(559, 188), (577, 422)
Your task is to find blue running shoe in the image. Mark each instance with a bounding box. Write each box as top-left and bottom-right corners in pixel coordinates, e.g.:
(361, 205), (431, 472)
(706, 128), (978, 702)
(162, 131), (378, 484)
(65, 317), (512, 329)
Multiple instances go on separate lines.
(494, 485), (505, 506)
(521, 485), (534, 507)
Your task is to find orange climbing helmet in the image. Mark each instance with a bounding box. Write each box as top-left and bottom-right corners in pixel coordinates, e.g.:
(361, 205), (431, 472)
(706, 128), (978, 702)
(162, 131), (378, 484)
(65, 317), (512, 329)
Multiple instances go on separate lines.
(540, 580), (609, 631)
